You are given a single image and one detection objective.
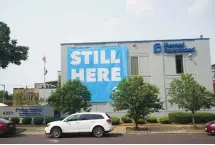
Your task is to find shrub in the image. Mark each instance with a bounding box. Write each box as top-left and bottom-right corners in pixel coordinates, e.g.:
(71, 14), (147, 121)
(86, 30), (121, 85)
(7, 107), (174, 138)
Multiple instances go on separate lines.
(169, 112), (215, 124)
(33, 117), (44, 125)
(169, 112), (191, 124)
(45, 117), (55, 125)
(22, 117), (32, 125)
(111, 117), (120, 125)
(159, 116), (171, 124)
(137, 119), (146, 124)
(4, 118), (10, 121)
(121, 116), (132, 123)
(10, 117), (20, 124)
(200, 113), (215, 123)
(146, 116), (157, 123)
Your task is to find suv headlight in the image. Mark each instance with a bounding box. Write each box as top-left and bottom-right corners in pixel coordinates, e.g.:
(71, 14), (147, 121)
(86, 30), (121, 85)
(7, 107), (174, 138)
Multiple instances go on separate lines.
(47, 123), (51, 127)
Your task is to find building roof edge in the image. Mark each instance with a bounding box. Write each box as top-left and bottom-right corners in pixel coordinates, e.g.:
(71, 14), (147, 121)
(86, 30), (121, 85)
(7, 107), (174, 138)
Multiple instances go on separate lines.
(60, 38), (210, 46)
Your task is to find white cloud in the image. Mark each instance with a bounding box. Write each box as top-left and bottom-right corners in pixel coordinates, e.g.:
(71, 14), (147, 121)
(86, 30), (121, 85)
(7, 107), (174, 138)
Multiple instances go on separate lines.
(188, 0), (210, 17)
(126, 0), (154, 15)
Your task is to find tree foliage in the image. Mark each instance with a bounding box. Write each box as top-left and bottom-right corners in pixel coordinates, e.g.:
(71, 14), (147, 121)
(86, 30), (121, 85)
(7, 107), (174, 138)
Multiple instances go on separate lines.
(47, 80), (91, 114)
(0, 22), (29, 69)
(14, 91), (26, 106)
(0, 90), (13, 101)
(13, 91), (42, 106)
(168, 73), (215, 124)
(111, 75), (163, 128)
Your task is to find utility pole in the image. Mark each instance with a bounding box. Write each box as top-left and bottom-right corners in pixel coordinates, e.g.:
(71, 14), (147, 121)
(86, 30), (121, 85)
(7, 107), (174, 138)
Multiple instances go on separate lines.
(25, 86), (28, 106)
(0, 84), (5, 104)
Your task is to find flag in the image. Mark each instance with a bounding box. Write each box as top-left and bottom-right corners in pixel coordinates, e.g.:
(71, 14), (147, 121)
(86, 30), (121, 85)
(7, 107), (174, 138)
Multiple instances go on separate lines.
(42, 56), (46, 63)
(44, 67), (48, 75)
(42, 55), (47, 75)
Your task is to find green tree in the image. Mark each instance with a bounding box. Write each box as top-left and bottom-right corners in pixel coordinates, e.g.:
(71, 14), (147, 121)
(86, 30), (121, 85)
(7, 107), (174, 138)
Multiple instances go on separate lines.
(111, 75), (163, 129)
(47, 80), (91, 114)
(57, 75), (61, 87)
(14, 92), (25, 106)
(0, 90), (13, 101)
(168, 73), (215, 124)
(0, 22), (29, 69)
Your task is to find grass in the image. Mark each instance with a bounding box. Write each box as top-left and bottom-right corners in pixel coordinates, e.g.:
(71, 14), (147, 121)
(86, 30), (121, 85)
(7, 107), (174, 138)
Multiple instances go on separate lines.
(16, 128), (27, 134)
(181, 124), (205, 132)
(126, 127), (149, 131)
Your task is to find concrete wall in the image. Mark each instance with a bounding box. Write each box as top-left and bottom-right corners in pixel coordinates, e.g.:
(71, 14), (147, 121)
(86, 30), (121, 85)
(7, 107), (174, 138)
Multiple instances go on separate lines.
(0, 106), (54, 118)
(61, 38), (214, 116)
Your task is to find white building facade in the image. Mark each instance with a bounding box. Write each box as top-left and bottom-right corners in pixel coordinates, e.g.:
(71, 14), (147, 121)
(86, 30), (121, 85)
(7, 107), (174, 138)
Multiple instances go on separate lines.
(61, 37), (213, 117)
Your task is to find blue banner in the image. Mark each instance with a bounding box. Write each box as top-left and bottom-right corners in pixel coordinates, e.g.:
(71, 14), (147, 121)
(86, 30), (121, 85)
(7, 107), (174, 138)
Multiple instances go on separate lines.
(67, 46), (128, 102)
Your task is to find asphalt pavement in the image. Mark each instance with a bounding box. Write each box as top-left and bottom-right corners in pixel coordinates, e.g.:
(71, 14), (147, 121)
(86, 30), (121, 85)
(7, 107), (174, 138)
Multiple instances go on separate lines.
(0, 133), (215, 144)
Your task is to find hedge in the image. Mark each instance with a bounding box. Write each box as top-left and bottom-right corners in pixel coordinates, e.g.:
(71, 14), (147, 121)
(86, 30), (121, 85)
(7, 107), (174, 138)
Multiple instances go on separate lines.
(137, 119), (146, 124)
(45, 117), (55, 125)
(169, 112), (215, 124)
(22, 117), (32, 125)
(3, 118), (10, 121)
(10, 117), (20, 124)
(159, 116), (171, 124)
(121, 116), (132, 123)
(146, 116), (157, 123)
(111, 117), (120, 125)
(33, 117), (44, 125)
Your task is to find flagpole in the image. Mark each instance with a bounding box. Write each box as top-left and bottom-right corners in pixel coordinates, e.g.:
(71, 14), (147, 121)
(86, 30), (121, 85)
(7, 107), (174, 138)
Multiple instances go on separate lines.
(43, 55), (46, 103)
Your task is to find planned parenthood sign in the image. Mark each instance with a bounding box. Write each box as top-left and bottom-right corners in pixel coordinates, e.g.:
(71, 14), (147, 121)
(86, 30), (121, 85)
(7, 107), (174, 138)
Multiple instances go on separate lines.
(67, 46), (128, 102)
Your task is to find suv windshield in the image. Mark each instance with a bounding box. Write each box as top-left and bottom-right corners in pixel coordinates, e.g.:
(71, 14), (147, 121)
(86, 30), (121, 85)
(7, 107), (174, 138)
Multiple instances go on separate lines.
(0, 118), (9, 123)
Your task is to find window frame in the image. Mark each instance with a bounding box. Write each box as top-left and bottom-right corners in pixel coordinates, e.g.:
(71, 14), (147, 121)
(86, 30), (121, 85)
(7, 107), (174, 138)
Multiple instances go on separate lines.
(66, 114), (80, 121)
(78, 114), (104, 121)
(131, 56), (139, 76)
(175, 55), (184, 74)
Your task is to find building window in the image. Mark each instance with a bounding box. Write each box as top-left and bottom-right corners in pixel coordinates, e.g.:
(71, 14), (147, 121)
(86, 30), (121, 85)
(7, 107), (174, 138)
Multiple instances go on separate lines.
(131, 56), (139, 75)
(28, 93), (33, 100)
(175, 55), (184, 74)
(212, 68), (215, 78)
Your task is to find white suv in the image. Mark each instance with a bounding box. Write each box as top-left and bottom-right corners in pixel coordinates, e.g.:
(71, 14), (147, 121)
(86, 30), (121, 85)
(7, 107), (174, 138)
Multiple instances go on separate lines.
(45, 112), (113, 138)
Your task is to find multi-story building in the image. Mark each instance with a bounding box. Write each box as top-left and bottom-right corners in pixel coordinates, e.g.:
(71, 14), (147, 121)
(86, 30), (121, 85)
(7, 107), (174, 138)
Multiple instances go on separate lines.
(35, 81), (58, 105)
(60, 36), (213, 116)
(212, 64), (215, 92)
(13, 88), (39, 106)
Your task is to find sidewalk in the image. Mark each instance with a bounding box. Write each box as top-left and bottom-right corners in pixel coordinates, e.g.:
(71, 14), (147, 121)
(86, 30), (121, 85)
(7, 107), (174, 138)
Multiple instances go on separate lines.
(16, 124), (205, 135)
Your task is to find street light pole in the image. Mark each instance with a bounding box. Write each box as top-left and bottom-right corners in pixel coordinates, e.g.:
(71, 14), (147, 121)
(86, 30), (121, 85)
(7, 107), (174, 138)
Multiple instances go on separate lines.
(3, 84), (5, 104)
(0, 84), (5, 104)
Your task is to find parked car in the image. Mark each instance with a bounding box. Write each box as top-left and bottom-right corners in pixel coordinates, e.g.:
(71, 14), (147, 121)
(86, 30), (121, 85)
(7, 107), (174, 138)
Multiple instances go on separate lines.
(0, 118), (16, 136)
(205, 121), (215, 134)
(45, 112), (113, 138)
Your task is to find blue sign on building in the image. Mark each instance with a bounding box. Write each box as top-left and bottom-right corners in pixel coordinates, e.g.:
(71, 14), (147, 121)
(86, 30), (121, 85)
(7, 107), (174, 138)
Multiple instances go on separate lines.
(67, 46), (128, 102)
(153, 42), (196, 54)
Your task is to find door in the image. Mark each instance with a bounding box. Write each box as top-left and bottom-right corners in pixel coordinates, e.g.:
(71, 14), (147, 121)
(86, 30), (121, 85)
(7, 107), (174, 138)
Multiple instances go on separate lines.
(64, 114), (80, 133)
(78, 114), (94, 132)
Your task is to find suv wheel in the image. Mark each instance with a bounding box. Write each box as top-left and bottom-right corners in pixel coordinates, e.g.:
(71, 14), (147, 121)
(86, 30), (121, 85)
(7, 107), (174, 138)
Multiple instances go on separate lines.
(93, 126), (104, 138)
(50, 127), (62, 138)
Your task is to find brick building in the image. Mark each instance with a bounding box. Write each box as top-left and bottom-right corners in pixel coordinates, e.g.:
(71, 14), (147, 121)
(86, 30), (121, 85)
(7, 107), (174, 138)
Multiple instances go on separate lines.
(13, 88), (39, 106)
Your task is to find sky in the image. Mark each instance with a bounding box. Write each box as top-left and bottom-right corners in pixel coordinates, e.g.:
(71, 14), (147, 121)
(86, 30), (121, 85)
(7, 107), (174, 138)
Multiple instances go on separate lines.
(0, 0), (215, 93)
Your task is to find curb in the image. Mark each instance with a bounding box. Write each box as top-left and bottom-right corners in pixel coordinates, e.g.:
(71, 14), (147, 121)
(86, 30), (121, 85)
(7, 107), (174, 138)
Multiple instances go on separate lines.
(19, 131), (205, 136)
(20, 132), (45, 135)
(126, 132), (205, 135)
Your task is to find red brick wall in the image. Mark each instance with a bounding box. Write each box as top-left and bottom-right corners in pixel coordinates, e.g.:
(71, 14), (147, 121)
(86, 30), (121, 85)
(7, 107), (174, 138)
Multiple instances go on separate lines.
(213, 80), (215, 92)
